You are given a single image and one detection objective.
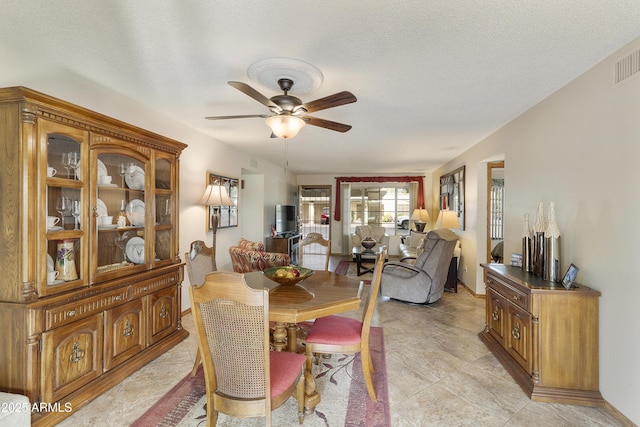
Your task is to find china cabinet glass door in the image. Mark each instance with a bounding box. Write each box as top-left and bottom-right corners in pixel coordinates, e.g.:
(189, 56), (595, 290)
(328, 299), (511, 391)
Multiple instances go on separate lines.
(41, 121), (88, 296)
(153, 154), (176, 266)
(90, 149), (149, 283)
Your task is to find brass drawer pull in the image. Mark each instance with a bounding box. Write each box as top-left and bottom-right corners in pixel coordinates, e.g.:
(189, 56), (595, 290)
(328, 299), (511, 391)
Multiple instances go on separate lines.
(141, 286), (148, 291)
(114, 295), (122, 301)
(159, 304), (168, 319)
(123, 319), (134, 337)
(513, 295), (520, 301)
(491, 307), (499, 321)
(511, 323), (521, 340)
(67, 310), (77, 317)
(69, 341), (85, 363)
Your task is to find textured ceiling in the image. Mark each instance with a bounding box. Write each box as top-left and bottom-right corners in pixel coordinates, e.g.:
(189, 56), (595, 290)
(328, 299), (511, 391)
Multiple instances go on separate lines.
(2, 1), (640, 174)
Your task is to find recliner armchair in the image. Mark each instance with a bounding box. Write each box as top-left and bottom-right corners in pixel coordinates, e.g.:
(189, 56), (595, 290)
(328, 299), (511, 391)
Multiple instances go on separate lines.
(380, 228), (458, 304)
(350, 225), (390, 249)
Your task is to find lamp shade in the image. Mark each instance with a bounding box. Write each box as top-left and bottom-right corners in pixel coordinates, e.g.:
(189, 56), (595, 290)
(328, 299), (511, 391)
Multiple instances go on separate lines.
(437, 209), (460, 229)
(410, 208), (430, 222)
(198, 184), (234, 207)
(265, 114), (305, 139)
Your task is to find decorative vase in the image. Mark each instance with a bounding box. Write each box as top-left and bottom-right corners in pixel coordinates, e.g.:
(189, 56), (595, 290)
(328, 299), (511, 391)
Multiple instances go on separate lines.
(532, 202), (546, 277)
(544, 202), (561, 282)
(361, 237), (376, 251)
(56, 239), (78, 281)
(521, 213), (533, 272)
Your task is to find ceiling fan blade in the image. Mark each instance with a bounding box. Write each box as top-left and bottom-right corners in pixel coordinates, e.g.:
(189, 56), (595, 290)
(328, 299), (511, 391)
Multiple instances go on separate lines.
(301, 116), (352, 133)
(228, 81), (281, 112)
(205, 114), (270, 120)
(301, 91), (357, 113)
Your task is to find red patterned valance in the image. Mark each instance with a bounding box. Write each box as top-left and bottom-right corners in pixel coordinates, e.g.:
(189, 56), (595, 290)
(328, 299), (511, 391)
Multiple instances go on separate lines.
(333, 176), (424, 221)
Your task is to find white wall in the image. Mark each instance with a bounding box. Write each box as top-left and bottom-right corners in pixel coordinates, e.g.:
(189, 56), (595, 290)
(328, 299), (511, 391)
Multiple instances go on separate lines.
(431, 36), (640, 424)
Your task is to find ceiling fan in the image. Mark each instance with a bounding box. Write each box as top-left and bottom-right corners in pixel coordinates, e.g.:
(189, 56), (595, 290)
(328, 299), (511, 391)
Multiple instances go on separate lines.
(205, 78), (357, 139)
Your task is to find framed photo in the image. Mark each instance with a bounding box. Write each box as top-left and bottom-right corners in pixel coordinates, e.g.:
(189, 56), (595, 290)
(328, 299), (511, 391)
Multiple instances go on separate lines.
(562, 264), (579, 289)
(206, 173), (238, 230)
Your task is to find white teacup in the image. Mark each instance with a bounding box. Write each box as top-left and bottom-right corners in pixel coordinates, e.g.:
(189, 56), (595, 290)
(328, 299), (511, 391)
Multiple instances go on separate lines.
(46, 216), (60, 228)
(99, 215), (114, 226)
(47, 270), (59, 283)
(98, 175), (113, 185)
(47, 166), (57, 177)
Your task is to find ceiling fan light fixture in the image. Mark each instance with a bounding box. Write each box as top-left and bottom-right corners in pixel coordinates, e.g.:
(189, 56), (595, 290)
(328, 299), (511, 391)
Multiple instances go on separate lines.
(265, 114), (305, 139)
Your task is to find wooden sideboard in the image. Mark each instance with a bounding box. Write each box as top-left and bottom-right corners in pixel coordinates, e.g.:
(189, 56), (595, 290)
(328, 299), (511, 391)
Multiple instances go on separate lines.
(478, 263), (603, 406)
(0, 87), (189, 426)
(265, 234), (301, 265)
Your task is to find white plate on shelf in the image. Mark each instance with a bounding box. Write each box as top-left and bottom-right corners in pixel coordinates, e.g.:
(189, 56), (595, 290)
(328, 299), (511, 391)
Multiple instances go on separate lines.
(47, 226), (63, 232)
(126, 199), (145, 226)
(75, 159), (107, 181)
(124, 165), (145, 190)
(125, 237), (145, 264)
(97, 198), (108, 217)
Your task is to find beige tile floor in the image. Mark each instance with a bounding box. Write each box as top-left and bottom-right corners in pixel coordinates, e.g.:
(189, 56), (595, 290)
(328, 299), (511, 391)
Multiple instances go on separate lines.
(57, 255), (625, 426)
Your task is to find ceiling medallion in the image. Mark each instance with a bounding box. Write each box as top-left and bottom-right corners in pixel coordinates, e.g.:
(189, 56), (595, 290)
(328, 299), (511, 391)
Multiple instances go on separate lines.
(247, 57), (323, 94)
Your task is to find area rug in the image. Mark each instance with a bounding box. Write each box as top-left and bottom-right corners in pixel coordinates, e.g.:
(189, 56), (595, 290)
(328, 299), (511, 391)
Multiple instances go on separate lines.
(334, 260), (372, 284)
(131, 327), (390, 426)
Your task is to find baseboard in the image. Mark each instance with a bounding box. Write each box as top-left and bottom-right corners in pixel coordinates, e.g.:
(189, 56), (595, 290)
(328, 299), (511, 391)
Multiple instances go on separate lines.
(604, 400), (636, 427)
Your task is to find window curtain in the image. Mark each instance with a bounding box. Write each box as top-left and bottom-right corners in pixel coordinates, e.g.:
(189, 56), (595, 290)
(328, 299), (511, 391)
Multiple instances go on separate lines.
(333, 176), (424, 221)
(409, 182), (418, 214)
(341, 182), (351, 250)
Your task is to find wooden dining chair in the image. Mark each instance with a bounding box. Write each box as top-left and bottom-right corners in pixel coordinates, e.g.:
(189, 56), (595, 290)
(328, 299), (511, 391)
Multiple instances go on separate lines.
(185, 240), (216, 377)
(189, 271), (306, 426)
(304, 247), (387, 400)
(299, 232), (331, 271)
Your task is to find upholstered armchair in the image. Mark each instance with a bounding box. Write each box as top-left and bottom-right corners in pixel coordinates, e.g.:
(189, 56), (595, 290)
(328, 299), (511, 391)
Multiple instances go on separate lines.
(380, 228), (458, 304)
(229, 238), (291, 273)
(350, 225), (390, 249)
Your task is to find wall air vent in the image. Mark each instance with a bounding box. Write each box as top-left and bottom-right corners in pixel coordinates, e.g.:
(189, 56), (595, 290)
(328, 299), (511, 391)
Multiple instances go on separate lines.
(613, 48), (640, 87)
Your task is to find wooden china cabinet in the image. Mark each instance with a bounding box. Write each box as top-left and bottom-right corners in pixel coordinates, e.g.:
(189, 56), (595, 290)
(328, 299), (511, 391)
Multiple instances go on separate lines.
(0, 87), (188, 426)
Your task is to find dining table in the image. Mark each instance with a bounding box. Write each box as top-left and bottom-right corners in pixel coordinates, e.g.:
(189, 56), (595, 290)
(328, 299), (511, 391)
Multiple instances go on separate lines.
(243, 269), (364, 413)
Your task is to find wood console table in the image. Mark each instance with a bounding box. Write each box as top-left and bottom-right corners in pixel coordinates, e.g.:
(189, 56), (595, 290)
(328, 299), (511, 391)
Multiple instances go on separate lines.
(478, 263), (603, 406)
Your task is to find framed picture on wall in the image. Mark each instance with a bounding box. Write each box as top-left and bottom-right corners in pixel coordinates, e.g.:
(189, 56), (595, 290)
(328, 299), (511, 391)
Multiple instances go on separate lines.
(206, 173), (238, 230)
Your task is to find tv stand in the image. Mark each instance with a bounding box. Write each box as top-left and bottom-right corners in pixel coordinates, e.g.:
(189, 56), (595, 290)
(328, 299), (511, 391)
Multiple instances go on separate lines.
(265, 234), (301, 265)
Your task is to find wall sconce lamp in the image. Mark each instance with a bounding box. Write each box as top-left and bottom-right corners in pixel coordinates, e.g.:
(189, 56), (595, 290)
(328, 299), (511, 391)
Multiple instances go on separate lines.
(410, 208), (430, 232)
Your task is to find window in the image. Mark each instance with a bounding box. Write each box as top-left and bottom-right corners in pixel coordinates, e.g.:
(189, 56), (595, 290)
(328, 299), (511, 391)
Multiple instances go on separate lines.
(490, 179), (504, 240)
(349, 185), (410, 236)
(298, 186), (331, 241)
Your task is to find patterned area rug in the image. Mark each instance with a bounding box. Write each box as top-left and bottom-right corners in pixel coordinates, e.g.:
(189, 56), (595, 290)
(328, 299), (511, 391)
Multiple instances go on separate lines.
(334, 260), (372, 284)
(131, 327), (389, 426)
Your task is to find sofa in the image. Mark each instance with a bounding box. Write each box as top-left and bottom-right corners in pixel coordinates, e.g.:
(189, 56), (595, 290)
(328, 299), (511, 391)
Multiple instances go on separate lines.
(350, 225), (390, 249)
(228, 238), (290, 273)
(381, 229), (459, 304)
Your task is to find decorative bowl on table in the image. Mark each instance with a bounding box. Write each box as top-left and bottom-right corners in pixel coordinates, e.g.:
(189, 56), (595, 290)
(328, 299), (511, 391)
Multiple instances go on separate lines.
(361, 237), (376, 251)
(263, 266), (314, 286)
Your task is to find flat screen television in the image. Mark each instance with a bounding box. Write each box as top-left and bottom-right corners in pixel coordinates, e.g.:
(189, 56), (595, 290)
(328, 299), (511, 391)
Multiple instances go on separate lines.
(275, 204), (297, 235)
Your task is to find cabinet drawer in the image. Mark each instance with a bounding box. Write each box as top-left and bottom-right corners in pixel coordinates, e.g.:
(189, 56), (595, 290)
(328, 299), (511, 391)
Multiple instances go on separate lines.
(130, 271), (180, 299)
(486, 274), (528, 311)
(45, 287), (128, 330)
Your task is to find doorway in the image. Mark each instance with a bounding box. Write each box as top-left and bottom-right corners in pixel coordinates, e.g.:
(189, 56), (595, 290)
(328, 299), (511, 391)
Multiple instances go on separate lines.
(487, 161), (504, 263)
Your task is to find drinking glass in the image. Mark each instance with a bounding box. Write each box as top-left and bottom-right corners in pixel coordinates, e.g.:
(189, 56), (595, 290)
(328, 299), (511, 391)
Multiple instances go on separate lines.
(71, 200), (81, 230)
(119, 163), (127, 187)
(67, 152), (80, 180)
(55, 197), (69, 227)
(61, 153), (72, 179)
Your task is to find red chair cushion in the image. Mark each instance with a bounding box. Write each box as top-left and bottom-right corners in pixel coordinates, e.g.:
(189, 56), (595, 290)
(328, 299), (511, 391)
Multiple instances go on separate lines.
(269, 351), (306, 398)
(305, 315), (363, 345)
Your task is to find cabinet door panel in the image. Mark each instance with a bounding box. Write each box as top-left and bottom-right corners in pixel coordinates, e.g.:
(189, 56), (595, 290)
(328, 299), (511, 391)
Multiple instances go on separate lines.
(487, 287), (506, 345)
(507, 302), (532, 373)
(147, 286), (177, 346)
(41, 314), (103, 403)
(104, 299), (146, 371)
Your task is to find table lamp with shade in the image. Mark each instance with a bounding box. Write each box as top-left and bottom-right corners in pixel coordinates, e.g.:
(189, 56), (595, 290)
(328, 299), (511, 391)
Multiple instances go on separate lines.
(410, 208), (430, 232)
(198, 183), (234, 270)
(436, 209), (461, 230)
